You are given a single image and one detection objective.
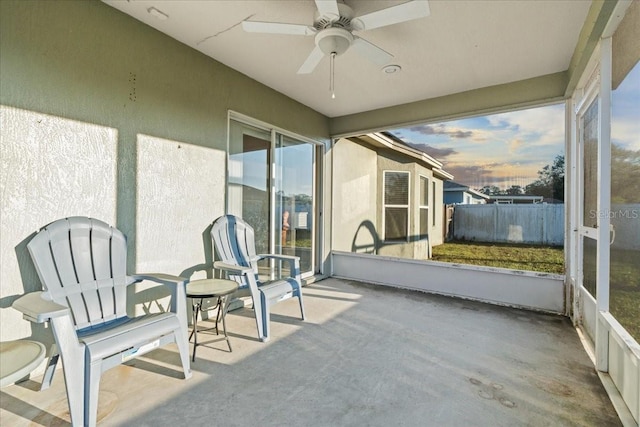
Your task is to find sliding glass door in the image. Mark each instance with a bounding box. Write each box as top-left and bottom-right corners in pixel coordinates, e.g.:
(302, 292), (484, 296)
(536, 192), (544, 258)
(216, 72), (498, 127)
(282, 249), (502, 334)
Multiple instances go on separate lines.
(228, 116), (318, 277)
(275, 135), (315, 273)
(228, 121), (271, 256)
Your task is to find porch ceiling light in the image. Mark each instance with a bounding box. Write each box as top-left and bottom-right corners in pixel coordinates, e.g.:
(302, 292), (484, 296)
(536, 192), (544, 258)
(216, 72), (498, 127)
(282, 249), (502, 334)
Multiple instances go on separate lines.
(147, 7), (168, 20)
(382, 64), (402, 74)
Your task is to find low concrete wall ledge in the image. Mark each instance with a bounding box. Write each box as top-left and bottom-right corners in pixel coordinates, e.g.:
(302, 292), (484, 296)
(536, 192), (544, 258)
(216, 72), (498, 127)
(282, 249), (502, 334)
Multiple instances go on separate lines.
(331, 251), (565, 314)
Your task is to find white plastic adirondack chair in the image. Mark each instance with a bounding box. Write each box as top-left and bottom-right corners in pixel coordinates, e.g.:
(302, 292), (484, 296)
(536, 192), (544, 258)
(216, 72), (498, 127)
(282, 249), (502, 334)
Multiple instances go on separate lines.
(211, 215), (305, 342)
(12, 217), (192, 426)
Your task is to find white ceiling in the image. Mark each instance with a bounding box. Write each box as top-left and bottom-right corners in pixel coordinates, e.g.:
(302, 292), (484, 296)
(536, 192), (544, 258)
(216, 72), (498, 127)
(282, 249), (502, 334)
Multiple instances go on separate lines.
(103, 0), (591, 118)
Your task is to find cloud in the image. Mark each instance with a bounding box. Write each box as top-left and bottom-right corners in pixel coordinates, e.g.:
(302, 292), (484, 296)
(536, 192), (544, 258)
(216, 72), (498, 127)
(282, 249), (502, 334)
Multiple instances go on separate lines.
(445, 161), (541, 190)
(444, 164), (497, 188)
(509, 139), (523, 154)
(612, 114), (640, 151)
(389, 103), (566, 190)
(487, 104), (565, 148)
(408, 124), (474, 139)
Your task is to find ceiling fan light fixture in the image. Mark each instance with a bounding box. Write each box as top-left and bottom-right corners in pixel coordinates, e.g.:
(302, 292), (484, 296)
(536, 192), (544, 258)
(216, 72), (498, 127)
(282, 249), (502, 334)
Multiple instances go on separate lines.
(316, 28), (353, 56)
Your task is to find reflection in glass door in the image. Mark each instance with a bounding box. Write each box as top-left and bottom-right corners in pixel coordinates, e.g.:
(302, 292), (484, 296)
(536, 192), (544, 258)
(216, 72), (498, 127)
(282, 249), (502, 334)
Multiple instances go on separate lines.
(228, 121), (271, 256)
(275, 135), (315, 274)
(228, 117), (317, 277)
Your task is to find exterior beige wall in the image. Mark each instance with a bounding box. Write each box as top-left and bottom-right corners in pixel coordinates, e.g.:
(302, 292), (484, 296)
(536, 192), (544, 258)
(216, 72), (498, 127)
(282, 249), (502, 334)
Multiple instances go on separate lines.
(331, 138), (378, 253)
(332, 138), (444, 260)
(0, 0), (329, 343)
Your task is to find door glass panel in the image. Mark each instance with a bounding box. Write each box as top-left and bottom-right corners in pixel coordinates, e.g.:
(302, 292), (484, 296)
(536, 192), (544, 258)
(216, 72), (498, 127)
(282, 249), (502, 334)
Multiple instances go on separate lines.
(610, 62), (640, 342)
(582, 236), (597, 298)
(228, 120), (271, 256)
(275, 135), (315, 275)
(582, 99), (599, 228)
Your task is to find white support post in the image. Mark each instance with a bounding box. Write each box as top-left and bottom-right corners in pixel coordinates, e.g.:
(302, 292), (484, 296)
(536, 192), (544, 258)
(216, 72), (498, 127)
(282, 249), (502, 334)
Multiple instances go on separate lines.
(565, 98), (578, 318)
(595, 36), (612, 372)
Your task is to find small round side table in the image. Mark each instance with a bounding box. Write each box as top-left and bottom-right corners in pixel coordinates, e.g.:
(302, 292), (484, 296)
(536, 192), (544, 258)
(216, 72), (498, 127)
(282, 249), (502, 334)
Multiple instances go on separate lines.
(0, 340), (46, 388)
(186, 278), (238, 361)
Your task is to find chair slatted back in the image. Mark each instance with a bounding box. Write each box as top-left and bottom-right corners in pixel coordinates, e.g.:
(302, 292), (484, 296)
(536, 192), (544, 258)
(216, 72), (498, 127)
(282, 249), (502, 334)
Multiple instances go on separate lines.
(27, 217), (129, 330)
(211, 215), (260, 285)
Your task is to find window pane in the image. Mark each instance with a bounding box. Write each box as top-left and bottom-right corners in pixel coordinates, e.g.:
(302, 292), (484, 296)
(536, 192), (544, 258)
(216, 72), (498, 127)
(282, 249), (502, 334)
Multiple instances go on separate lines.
(385, 207), (408, 240)
(582, 99), (598, 228)
(420, 176), (429, 206)
(419, 208), (429, 238)
(385, 172), (409, 205)
(432, 182), (436, 226)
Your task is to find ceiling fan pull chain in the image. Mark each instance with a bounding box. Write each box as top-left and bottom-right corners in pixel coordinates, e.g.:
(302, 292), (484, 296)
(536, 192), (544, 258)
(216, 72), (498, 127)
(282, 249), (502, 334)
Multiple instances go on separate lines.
(330, 52), (336, 99)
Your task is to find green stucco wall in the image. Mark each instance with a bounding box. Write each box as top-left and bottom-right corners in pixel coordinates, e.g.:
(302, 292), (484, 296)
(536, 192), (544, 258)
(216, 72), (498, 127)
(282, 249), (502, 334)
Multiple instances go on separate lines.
(0, 0), (328, 343)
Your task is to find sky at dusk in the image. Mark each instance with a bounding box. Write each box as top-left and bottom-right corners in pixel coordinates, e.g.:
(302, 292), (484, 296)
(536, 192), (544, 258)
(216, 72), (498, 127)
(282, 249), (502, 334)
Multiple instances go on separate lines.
(612, 62), (640, 153)
(388, 103), (565, 190)
(389, 62), (639, 191)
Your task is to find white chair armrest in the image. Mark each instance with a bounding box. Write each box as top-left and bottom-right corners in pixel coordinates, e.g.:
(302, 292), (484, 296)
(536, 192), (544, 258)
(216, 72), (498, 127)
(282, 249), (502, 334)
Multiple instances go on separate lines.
(130, 274), (189, 320)
(213, 261), (253, 275)
(257, 254), (300, 281)
(12, 292), (70, 323)
(258, 253), (300, 262)
(131, 273), (187, 287)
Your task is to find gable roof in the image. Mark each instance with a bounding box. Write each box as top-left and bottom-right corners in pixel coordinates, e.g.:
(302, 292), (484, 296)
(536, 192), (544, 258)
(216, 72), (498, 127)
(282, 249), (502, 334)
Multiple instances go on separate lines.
(350, 132), (454, 180)
(443, 180), (490, 199)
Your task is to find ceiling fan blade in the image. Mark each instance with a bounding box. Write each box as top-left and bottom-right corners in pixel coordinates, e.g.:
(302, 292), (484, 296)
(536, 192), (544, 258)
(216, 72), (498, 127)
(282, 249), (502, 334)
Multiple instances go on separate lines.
(351, 37), (393, 66)
(242, 21), (315, 36)
(297, 46), (325, 74)
(314, 0), (340, 20)
(352, 1), (431, 31)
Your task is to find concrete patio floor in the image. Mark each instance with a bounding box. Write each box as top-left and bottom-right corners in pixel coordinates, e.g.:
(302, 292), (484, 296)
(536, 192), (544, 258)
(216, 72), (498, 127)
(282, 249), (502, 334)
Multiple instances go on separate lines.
(0, 278), (622, 426)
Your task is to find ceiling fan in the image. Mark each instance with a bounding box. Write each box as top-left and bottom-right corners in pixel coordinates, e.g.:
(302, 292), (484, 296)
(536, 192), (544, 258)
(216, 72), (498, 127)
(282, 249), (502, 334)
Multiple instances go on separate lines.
(242, 0), (431, 75)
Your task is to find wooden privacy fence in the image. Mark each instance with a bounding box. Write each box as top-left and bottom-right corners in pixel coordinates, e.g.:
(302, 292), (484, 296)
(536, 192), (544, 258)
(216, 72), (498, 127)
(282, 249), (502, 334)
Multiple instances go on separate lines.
(452, 204), (564, 245)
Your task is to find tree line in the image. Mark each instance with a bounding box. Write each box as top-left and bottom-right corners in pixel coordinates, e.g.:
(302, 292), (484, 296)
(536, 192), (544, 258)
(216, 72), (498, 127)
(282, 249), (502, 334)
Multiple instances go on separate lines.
(476, 144), (640, 204)
(478, 155), (565, 201)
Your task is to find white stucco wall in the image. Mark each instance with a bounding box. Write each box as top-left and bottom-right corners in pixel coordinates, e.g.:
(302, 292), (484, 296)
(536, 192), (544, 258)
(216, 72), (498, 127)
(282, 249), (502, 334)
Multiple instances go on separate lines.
(1, 107), (122, 338)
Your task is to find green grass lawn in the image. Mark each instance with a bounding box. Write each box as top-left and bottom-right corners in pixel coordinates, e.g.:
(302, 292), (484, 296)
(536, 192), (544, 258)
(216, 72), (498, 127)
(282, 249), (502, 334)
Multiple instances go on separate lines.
(431, 241), (564, 274)
(432, 241), (639, 343)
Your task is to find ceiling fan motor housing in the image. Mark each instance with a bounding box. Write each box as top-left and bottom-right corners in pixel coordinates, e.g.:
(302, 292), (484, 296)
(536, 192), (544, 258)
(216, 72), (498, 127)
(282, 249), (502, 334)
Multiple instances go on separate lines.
(314, 3), (355, 30)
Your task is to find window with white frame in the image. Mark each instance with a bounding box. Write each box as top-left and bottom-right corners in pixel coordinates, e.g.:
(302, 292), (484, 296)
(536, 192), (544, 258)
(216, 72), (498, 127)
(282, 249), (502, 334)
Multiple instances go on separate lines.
(383, 171), (410, 241)
(419, 175), (429, 239)
(432, 181), (437, 226)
